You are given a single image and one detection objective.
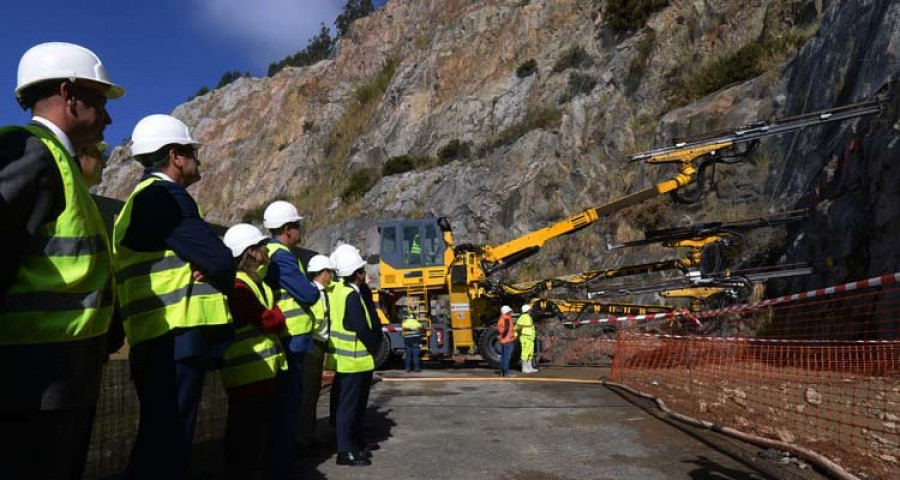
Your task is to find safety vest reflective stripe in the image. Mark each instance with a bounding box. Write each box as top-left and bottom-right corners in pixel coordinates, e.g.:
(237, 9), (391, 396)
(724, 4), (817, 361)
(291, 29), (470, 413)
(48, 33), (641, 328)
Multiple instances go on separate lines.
(265, 242), (314, 336)
(220, 271), (287, 388)
(119, 281), (222, 319)
(222, 346), (282, 368)
(327, 282), (375, 373)
(116, 255), (187, 282)
(0, 125), (113, 345)
(402, 318), (423, 337)
(36, 235), (107, 256)
(3, 287), (114, 313)
(331, 347), (372, 358)
(329, 330), (357, 342)
(113, 177), (231, 346)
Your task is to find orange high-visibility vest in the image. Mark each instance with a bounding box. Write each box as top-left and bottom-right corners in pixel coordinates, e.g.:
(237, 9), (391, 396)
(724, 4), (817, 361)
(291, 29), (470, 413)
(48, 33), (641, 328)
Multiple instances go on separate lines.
(498, 314), (516, 344)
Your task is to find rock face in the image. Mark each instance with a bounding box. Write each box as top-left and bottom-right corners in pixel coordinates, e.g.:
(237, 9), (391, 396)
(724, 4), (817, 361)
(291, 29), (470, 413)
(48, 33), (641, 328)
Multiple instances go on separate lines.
(96, 0), (900, 295)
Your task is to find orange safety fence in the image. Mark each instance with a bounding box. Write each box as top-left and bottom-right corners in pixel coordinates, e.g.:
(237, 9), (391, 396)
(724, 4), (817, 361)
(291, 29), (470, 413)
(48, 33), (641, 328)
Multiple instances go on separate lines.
(610, 273), (900, 480)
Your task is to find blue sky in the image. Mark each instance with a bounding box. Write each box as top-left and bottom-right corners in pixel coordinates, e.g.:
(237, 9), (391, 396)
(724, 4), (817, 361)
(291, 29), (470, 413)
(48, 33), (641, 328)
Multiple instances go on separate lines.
(0, 0), (383, 147)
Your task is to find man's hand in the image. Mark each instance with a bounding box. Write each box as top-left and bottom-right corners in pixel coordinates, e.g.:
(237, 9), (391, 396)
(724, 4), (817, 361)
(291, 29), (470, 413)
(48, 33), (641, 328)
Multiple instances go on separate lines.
(190, 264), (206, 282)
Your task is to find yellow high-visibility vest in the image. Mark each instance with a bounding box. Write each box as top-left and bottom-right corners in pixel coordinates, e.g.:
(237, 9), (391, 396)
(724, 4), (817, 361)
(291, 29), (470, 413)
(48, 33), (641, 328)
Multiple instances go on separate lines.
(0, 125), (113, 345)
(220, 271), (287, 388)
(326, 282), (374, 373)
(264, 242), (314, 336)
(113, 177), (231, 346)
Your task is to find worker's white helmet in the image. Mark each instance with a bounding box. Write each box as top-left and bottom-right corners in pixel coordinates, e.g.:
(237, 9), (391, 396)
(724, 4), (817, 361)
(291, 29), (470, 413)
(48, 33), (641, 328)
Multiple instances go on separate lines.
(521, 304), (532, 313)
(263, 200), (304, 229)
(500, 305), (512, 314)
(223, 223), (268, 258)
(331, 244), (367, 277)
(130, 114), (201, 156)
(16, 42), (125, 101)
(307, 254), (334, 273)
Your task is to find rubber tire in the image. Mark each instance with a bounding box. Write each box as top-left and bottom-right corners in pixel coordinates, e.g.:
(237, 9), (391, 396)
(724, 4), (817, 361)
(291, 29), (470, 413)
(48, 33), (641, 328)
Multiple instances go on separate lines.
(478, 328), (520, 369)
(373, 331), (392, 369)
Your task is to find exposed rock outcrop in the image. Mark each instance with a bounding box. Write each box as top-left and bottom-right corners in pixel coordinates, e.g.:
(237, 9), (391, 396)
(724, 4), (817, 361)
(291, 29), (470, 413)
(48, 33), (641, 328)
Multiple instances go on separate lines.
(96, 0), (900, 294)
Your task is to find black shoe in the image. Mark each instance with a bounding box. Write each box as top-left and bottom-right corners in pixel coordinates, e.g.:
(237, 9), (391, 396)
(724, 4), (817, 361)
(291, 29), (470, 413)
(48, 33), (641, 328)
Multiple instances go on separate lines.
(414, 369), (421, 372)
(405, 369), (412, 373)
(336, 451), (371, 466)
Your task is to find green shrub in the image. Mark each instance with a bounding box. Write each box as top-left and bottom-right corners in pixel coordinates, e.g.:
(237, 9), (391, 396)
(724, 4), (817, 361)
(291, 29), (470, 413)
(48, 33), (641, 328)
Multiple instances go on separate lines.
(324, 58), (398, 161)
(478, 105), (562, 155)
(568, 72), (597, 97)
(188, 86), (209, 101)
(605, 0), (670, 33)
(625, 30), (656, 94)
(302, 120), (317, 133)
(553, 45), (594, 73)
(516, 59), (538, 78)
(437, 139), (471, 162)
(552, 46), (593, 73)
(383, 155), (416, 176)
(341, 168), (379, 202)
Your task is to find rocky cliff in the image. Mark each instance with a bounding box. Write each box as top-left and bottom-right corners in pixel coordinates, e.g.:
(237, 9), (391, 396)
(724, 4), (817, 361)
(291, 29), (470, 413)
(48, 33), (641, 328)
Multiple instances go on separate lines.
(97, 0), (900, 294)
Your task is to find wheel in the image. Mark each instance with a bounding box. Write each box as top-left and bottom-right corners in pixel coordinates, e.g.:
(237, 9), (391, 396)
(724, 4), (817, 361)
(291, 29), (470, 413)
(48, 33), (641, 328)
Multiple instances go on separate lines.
(373, 331), (392, 369)
(478, 328), (503, 368)
(477, 328), (520, 368)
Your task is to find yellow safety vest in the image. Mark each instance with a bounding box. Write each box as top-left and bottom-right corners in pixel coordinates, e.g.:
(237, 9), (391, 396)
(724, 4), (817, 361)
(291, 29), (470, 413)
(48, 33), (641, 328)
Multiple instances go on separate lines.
(401, 317), (423, 338)
(516, 313), (535, 340)
(327, 282), (374, 373)
(0, 126), (114, 344)
(220, 272), (287, 388)
(113, 177), (231, 346)
(263, 242), (314, 337)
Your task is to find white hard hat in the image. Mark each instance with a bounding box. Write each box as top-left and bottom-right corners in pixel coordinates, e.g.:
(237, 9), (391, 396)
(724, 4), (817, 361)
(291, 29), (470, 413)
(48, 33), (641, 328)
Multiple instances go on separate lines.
(263, 200), (304, 229)
(521, 304), (532, 313)
(16, 42), (124, 100)
(500, 305), (512, 314)
(331, 244), (367, 277)
(130, 114), (201, 156)
(223, 223), (268, 258)
(307, 254), (334, 273)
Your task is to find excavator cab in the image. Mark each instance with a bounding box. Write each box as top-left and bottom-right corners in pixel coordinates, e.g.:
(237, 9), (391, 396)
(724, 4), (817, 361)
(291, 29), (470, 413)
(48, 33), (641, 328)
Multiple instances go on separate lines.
(378, 218), (447, 270)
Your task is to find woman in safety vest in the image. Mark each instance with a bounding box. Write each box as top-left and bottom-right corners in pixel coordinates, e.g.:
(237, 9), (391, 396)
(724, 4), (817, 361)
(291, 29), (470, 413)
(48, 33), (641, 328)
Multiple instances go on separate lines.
(221, 224), (289, 480)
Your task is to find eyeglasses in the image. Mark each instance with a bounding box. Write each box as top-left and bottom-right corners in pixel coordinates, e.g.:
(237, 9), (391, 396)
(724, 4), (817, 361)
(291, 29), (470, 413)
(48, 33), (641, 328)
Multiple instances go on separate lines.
(173, 146), (200, 163)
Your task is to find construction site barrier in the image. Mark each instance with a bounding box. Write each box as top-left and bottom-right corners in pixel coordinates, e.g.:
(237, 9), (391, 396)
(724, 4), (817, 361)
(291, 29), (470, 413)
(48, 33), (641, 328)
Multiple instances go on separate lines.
(609, 272), (900, 480)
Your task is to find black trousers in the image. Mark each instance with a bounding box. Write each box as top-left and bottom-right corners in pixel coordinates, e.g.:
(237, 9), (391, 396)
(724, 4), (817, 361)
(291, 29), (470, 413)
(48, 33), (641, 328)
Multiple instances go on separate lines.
(330, 371), (373, 453)
(297, 343), (325, 447)
(224, 389), (275, 480)
(127, 349), (209, 479)
(0, 406), (96, 479)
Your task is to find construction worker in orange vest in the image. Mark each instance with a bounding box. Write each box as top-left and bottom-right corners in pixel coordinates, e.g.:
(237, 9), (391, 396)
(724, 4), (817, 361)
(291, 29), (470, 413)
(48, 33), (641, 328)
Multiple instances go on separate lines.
(497, 305), (516, 377)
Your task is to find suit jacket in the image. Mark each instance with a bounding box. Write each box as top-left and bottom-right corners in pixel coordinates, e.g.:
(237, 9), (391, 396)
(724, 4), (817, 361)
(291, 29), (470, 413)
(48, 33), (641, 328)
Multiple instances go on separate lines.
(0, 124), (106, 412)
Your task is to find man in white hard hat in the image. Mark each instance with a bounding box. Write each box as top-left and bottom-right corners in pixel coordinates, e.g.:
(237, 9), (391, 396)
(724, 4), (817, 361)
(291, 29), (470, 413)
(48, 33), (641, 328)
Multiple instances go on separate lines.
(516, 304), (538, 373)
(260, 200), (320, 468)
(114, 114), (235, 479)
(328, 244), (381, 466)
(0, 42), (123, 479)
(297, 254), (336, 451)
(498, 305), (517, 377)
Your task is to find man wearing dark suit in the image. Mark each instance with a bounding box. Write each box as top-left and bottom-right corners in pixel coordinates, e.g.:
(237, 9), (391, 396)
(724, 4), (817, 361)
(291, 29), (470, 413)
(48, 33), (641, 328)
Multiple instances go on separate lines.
(0, 42), (124, 480)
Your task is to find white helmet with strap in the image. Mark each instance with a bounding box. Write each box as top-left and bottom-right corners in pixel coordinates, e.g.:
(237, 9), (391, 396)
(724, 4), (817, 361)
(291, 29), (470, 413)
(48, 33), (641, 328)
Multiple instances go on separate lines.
(223, 224), (268, 258)
(130, 114), (201, 157)
(330, 244), (367, 278)
(16, 42), (124, 101)
(307, 254), (334, 273)
(263, 201), (304, 229)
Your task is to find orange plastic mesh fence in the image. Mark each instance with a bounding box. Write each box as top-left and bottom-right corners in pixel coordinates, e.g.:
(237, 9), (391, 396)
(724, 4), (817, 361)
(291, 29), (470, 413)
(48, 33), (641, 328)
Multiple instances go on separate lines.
(610, 276), (900, 479)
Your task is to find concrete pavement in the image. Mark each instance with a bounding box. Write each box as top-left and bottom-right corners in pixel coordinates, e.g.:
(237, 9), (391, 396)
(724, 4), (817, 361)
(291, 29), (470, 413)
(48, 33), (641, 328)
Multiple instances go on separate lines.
(295, 367), (825, 480)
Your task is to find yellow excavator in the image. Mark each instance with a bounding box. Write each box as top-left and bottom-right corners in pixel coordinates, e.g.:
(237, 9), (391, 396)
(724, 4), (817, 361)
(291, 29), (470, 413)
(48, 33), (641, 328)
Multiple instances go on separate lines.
(370, 99), (880, 367)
